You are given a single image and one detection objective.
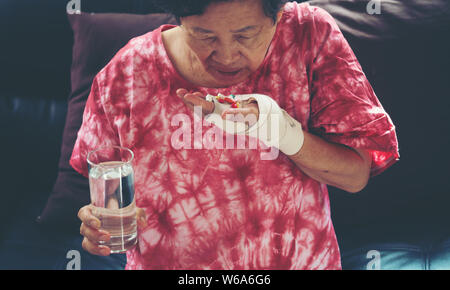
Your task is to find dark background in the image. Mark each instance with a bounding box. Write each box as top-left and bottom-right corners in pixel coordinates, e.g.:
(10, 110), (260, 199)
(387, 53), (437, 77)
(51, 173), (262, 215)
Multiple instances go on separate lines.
(0, 0), (449, 264)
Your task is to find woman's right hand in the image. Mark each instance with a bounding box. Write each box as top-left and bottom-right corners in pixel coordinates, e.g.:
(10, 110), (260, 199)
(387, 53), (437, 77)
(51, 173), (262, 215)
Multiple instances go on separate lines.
(78, 205), (111, 256)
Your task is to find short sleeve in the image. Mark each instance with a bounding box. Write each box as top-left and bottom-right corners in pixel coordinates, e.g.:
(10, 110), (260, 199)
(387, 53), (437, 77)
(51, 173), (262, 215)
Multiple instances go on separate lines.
(69, 75), (120, 178)
(308, 7), (399, 177)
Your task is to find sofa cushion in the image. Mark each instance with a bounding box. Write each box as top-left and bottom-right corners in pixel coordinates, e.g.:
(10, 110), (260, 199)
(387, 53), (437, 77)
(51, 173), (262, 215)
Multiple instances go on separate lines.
(38, 12), (176, 231)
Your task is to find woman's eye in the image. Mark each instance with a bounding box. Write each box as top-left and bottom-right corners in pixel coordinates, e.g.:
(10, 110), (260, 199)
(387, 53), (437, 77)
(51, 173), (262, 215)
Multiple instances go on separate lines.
(201, 36), (216, 43)
(236, 35), (254, 43)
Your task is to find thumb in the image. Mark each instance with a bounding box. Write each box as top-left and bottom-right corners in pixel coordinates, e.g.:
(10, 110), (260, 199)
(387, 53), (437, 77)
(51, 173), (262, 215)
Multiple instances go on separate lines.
(136, 208), (147, 229)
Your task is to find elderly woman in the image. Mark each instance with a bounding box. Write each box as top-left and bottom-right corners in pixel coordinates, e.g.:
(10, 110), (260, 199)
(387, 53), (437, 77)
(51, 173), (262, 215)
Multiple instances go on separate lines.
(75, 0), (399, 269)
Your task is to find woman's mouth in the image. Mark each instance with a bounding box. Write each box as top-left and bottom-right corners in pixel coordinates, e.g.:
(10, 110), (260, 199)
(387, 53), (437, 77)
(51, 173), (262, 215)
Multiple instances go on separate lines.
(217, 69), (241, 75)
(210, 67), (244, 80)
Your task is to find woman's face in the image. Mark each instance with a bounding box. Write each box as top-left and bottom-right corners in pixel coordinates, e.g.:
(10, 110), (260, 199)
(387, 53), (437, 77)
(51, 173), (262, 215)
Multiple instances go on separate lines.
(180, 0), (281, 87)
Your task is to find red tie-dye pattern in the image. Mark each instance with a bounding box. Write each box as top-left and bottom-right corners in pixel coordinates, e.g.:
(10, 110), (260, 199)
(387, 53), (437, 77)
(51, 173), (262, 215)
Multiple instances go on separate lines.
(70, 2), (399, 269)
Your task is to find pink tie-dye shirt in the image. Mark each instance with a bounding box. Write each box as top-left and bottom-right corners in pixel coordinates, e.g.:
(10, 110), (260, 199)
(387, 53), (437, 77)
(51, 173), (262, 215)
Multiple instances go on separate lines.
(70, 2), (399, 270)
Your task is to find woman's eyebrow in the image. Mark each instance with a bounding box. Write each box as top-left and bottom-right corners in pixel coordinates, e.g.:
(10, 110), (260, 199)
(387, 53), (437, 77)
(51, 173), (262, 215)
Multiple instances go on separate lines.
(230, 25), (259, 33)
(192, 27), (214, 34)
(191, 25), (259, 34)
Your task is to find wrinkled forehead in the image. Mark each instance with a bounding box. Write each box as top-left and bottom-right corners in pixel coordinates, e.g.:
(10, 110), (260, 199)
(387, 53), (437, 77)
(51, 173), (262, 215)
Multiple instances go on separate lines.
(179, 0), (273, 32)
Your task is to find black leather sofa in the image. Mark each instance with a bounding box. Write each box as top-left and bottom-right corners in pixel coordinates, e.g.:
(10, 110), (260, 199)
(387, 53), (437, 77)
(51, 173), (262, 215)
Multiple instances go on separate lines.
(1, 0), (449, 270)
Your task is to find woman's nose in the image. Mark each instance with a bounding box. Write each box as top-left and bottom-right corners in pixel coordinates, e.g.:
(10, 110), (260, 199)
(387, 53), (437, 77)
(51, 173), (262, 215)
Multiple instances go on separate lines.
(212, 43), (240, 66)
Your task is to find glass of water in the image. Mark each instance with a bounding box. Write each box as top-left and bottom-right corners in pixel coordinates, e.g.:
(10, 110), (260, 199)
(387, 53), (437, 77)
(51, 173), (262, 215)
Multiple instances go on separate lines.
(87, 146), (137, 254)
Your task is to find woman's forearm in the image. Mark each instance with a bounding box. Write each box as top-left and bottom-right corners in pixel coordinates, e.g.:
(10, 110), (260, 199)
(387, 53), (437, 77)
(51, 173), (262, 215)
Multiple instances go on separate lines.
(287, 130), (372, 193)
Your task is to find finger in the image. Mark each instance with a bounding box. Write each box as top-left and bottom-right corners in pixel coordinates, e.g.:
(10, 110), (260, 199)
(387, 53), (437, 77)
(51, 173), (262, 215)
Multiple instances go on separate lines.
(176, 88), (192, 107)
(184, 93), (214, 115)
(82, 237), (111, 256)
(183, 91), (204, 103)
(176, 89), (199, 113)
(178, 89), (214, 115)
(136, 208), (148, 229)
(80, 222), (110, 244)
(106, 196), (119, 209)
(78, 205), (101, 229)
(176, 89), (203, 100)
(105, 178), (120, 196)
(176, 88), (189, 98)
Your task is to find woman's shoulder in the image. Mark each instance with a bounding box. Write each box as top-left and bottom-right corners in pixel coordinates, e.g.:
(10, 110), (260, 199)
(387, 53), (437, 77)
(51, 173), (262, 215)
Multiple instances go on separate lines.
(283, 1), (338, 28)
(277, 1), (341, 55)
(96, 25), (172, 83)
(92, 25), (177, 108)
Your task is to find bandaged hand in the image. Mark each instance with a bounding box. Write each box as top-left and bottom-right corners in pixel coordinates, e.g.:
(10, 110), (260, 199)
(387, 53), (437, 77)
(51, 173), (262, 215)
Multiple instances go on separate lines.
(205, 93), (305, 156)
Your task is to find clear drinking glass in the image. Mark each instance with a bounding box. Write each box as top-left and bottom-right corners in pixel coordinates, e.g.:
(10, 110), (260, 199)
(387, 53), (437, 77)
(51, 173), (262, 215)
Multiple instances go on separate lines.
(87, 146), (137, 254)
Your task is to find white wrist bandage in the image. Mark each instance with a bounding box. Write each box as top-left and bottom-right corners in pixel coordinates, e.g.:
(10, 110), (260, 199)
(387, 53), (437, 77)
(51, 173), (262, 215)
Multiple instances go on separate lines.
(205, 93), (305, 156)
